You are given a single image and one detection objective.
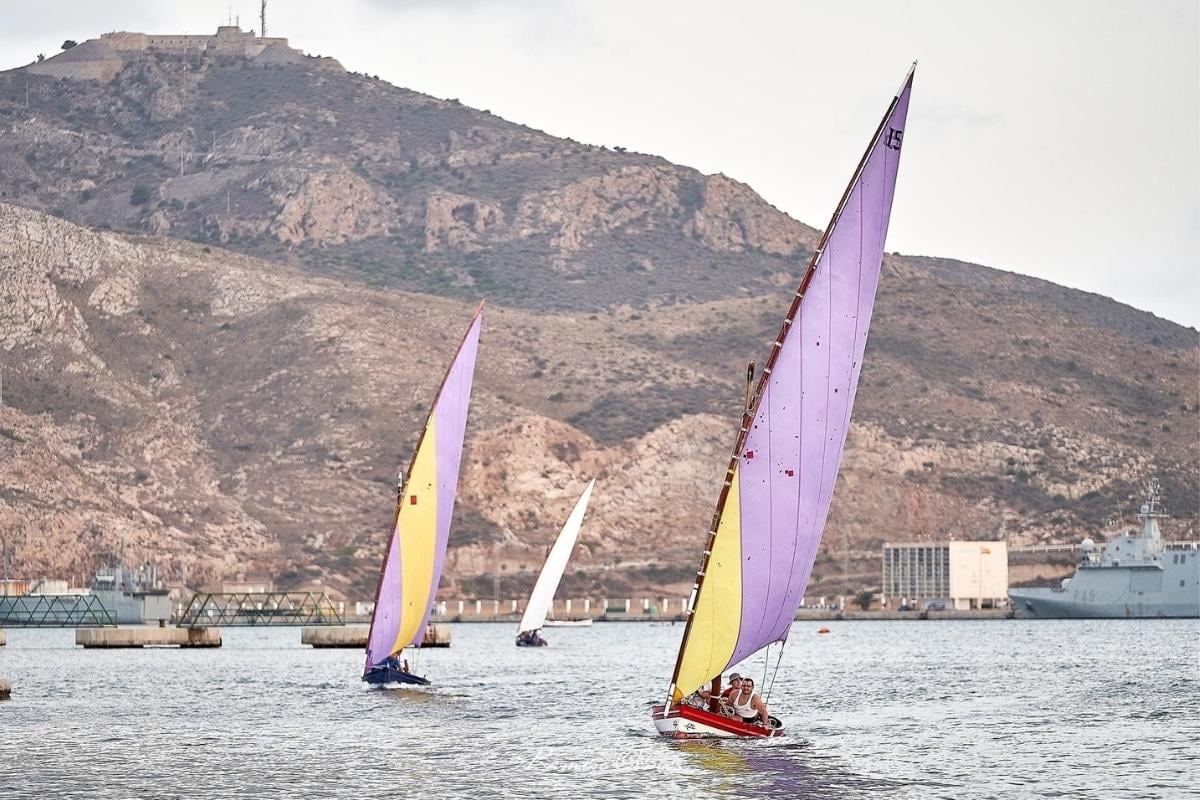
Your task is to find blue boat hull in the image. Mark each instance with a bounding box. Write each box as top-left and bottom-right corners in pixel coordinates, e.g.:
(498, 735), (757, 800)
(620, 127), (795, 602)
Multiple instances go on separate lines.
(362, 666), (431, 686)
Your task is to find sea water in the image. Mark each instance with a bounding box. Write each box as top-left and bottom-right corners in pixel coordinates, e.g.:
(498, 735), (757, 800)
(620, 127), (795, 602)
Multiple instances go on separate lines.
(1, 620), (1196, 799)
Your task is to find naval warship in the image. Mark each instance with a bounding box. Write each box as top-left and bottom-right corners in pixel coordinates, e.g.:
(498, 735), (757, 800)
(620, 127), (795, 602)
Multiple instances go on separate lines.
(90, 562), (172, 624)
(1010, 480), (1198, 618)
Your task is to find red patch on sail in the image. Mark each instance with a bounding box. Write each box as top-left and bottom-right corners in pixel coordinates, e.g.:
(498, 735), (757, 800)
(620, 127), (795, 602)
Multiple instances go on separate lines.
(785, 469), (795, 477)
(410, 495), (418, 505)
(745, 450), (755, 460)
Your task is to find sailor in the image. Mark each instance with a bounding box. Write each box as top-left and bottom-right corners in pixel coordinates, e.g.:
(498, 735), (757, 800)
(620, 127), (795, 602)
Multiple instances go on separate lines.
(720, 673), (744, 705)
(699, 672), (743, 713)
(517, 630), (547, 646)
(698, 676), (721, 712)
(729, 677), (769, 726)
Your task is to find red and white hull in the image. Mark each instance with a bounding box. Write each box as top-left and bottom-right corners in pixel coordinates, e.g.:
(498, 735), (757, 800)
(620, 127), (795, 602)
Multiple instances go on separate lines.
(651, 704), (783, 739)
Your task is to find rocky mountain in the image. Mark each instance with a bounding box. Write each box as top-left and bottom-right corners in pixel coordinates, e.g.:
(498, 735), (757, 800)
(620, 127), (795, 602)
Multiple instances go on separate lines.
(1, 30), (816, 313)
(0, 32), (1195, 599)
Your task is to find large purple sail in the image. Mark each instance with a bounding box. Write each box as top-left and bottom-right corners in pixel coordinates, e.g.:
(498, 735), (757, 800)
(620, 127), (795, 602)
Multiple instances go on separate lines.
(364, 306), (483, 672)
(671, 67), (914, 700)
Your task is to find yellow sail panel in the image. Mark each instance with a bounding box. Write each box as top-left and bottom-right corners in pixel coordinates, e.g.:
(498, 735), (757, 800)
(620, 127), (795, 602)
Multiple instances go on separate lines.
(673, 468), (743, 701)
(391, 415), (440, 653)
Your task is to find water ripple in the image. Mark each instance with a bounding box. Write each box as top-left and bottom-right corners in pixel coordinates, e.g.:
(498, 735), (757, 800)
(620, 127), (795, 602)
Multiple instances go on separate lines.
(1, 620), (1197, 798)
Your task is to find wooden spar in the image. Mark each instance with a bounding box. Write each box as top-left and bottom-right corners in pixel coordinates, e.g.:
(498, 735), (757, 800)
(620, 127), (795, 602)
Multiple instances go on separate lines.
(364, 301), (486, 664)
(744, 361), (756, 411)
(665, 66), (914, 704)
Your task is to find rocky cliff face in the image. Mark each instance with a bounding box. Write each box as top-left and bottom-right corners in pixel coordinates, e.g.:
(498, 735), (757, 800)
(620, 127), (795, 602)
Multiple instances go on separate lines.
(1, 203), (1194, 599)
(0, 45), (1195, 598)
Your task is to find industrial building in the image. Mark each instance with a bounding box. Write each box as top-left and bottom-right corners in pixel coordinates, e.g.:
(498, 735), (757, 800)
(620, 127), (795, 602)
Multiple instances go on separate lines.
(882, 541), (1009, 609)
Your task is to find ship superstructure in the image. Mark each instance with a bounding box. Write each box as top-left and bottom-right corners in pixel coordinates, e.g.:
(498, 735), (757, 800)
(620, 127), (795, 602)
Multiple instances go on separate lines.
(91, 562), (172, 624)
(1010, 480), (1199, 618)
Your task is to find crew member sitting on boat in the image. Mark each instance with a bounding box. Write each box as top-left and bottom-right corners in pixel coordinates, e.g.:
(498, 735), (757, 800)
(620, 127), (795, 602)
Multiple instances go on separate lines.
(379, 654), (410, 673)
(729, 677), (769, 726)
(516, 629), (547, 647)
(719, 673), (743, 705)
(697, 672), (743, 714)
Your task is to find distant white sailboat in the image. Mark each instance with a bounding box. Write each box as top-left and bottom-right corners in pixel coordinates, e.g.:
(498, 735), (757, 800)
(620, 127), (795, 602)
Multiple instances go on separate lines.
(516, 480), (596, 646)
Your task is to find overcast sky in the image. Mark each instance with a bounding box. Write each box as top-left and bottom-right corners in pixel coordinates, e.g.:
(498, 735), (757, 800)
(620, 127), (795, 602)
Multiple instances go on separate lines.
(2, 1), (1197, 328)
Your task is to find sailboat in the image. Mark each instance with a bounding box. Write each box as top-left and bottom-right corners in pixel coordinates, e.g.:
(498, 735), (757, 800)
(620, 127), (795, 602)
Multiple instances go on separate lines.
(651, 65), (915, 738)
(516, 480), (596, 646)
(363, 304), (484, 686)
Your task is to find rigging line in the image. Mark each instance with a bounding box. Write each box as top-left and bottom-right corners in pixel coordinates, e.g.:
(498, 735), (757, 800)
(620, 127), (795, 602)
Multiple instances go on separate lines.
(808, 241), (836, 602)
(755, 288), (805, 644)
(776, 288), (811, 637)
(765, 332), (809, 640)
(761, 641), (770, 691)
(751, 382), (778, 649)
(764, 639), (787, 705)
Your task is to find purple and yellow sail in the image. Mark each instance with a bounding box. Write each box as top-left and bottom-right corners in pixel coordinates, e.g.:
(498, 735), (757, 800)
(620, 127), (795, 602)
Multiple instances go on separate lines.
(364, 305), (483, 672)
(669, 67), (914, 702)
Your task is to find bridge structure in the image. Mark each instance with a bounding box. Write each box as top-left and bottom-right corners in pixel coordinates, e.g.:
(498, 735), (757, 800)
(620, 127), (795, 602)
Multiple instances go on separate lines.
(0, 594), (117, 627)
(176, 592), (344, 627)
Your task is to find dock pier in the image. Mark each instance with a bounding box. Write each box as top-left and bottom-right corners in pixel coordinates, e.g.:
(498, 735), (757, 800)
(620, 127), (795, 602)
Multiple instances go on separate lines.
(75, 627), (222, 648)
(301, 624), (367, 648)
(416, 599), (1015, 623)
(302, 623), (450, 648)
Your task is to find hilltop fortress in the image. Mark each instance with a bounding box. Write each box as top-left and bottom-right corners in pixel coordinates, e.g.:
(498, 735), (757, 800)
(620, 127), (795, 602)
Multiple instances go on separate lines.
(24, 26), (342, 82)
(99, 27), (290, 57)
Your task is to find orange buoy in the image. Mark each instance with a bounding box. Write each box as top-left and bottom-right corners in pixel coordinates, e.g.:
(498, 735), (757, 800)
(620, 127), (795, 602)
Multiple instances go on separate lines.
(817, 626), (831, 634)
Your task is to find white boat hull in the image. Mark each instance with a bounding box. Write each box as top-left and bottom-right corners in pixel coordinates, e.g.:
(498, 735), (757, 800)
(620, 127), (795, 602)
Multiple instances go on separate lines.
(651, 704), (783, 739)
(543, 618), (593, 627)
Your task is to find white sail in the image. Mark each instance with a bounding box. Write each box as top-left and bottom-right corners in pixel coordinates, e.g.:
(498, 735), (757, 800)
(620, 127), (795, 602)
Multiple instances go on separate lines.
(517, 480), (595, 634)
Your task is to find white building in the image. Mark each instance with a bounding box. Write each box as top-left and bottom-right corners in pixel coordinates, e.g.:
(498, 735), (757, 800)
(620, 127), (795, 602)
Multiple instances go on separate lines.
(883, 541), (1009, 610)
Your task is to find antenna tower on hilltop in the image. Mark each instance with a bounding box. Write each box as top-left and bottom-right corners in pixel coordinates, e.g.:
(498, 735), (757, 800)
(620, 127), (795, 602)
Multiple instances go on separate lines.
(261, 0), (268, 37)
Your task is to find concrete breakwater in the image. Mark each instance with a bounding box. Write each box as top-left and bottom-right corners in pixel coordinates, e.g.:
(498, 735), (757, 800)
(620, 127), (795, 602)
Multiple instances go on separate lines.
(75, 627), (221, 648)
(301, 623), (451, 648)
(414, 606), (1013, 624)
(423, 597), (686, 624)
(301, 625), (368, 648)
(794, 608), (1012, 621)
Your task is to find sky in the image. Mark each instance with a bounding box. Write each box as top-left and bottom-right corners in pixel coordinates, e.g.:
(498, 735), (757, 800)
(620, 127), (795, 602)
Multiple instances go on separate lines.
(1, 0), (1197, 328)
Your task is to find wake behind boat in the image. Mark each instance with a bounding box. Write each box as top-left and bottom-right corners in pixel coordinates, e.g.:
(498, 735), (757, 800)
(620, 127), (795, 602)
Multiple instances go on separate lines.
(516, 480), (595, 646)
(652, 65), (915, 739)
(362, 305), (484, 687)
